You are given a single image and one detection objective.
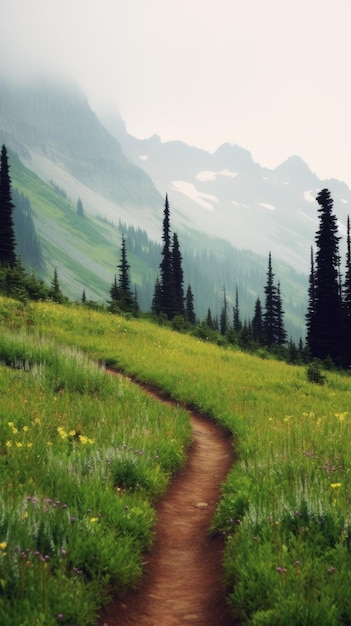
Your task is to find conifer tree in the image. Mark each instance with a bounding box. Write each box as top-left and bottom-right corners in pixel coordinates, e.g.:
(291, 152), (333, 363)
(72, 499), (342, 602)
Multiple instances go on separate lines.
(343, 216), (351, 317)
(263, 253), (286, 347)
(308, 189), (342, 363)
(233, 286), (241, 332)
(0, 145), (16, 266)
(185, 284), (196, 324)
(275, 281), (287, 346)
(220, 287), (229, 336)
(306, 246), (316, 350)
(172, 232), (184, 316)
(109, 235), (137, 313)
(151, 276), (162, 316)
(264, 252), (277, 346)
(341, 215), (351, 365)
(206, 308), (214, 329)
(252, 297), (264, 344)
(109, 275), (119, 304)
(159, 195), (177, 320)
(49, 268), (64, 303)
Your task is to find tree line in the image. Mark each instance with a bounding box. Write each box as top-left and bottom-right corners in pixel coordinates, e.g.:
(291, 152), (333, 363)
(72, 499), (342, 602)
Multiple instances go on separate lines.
(1, 143), (350, 368)
(0, 145), (67, 303)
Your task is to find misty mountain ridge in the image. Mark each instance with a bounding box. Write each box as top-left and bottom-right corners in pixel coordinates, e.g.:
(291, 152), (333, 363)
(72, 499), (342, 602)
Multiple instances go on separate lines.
(103, 110), (351, 275)
(1, 76), (350, 340)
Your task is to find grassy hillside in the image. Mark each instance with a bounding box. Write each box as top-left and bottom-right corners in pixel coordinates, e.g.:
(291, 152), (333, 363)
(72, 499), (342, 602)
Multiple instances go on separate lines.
(10, 152), (120, 301)
(0, 298), (351, 623)
(8, 150), (308, 338)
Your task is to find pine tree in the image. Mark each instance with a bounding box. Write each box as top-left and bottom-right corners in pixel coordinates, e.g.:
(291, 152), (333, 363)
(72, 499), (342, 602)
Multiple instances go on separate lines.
(263, 253), (286, 347)
(252, 297), (264, 344)
(172, 232), (184, 316)
(0, 145), (16, 266)
(206, 308), (214, 329)
(233, 286), (242, 332)
(306, 246), (316, 350)
(109, 235), (137, 313)
(159, 195), (177, 320)
(185, 284), (196, 324)
(275, 281), (287, 345)
(220, 287), (229, 336)
(49, 268), (64, 303)
(109, 275), (119, 304)
(151, 276), (162, 316)
(264, 252), (277, 346)
(308, 189), (342, 363)
(342, 215), (351, 365)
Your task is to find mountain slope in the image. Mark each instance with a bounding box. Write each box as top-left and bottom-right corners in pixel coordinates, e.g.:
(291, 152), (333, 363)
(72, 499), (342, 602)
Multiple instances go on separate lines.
(0, 78), (163, 238)
(104, 112), (351, 276)
(0, 77), (329, 339)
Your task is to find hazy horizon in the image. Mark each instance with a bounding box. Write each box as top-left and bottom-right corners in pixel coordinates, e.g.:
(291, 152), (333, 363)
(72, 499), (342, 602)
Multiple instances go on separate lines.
(1, 0), (351, 187)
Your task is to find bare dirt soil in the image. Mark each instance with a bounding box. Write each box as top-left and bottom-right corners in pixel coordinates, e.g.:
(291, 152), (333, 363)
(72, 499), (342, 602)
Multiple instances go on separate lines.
(98, 378), (236, 626)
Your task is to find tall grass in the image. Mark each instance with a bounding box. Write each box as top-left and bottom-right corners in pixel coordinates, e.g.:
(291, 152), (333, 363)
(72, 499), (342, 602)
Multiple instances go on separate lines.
(0, 310), (191, 625)
(2, 298), (351, 623)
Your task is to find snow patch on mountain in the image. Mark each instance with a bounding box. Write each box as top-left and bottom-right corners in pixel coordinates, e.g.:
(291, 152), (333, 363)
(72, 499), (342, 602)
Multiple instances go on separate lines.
(304, 190), (316, 203)
(259, 202), (275, 211)
(196, 169), (238, 182)
(172, 181), (219, 210)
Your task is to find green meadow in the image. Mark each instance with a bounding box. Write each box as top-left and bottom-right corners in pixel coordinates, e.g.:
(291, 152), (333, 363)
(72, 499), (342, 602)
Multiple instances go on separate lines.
(1, 297), (351, 624)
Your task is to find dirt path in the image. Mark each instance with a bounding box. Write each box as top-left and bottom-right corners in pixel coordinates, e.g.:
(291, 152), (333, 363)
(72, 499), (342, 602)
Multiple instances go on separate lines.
(98, 378), (235, 626)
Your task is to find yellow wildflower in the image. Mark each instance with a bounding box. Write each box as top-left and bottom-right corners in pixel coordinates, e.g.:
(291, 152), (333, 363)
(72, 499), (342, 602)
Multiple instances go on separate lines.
(0, 542), (7, 551)
(330, 483), (341, 489)
(90, 517), (99, 523)
(79, 435), (94, 445)
(23, 426), (29, 432)
(5, 441), (12, 448)
(15, 442), (23, 448)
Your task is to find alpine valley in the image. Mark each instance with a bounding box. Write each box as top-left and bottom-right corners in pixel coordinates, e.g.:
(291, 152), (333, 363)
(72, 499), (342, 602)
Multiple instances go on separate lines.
(1, 77), (351, 341)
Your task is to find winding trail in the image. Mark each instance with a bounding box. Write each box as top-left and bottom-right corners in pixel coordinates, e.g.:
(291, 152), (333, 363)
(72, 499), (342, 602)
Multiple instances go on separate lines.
(98, 376), (235, 626)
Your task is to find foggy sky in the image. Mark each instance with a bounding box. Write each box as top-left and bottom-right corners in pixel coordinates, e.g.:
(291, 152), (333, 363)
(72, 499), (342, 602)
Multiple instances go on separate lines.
(1, 0), (351, 186)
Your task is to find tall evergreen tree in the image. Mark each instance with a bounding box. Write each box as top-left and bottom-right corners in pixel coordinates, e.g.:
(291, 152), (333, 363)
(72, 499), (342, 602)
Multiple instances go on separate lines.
(275, 281), (287, 346)
(308, 189), (342, 363)
(306, 246), (316, 350)
(341, 215), (351, 364)
(109, 235), (137, 313)
(159, 195), (177, 320)
(206, 308), (215, 330)
(172, 232), (184, 315)
(263, 252), (286, 347)
(252, 297), (264, 344)
(343, 216), (351, 316)
(220, 287), (229, 336)
(185, 284), (196, 324)
(264, 252), (277, 346)
(0, 145), (16, 266)
(151, 276), (162, 316)
(49, 268), (64, 303)
(233, 286), (242, 332)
